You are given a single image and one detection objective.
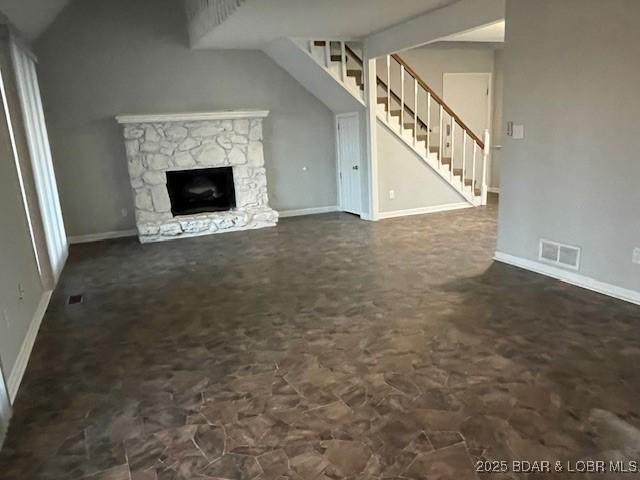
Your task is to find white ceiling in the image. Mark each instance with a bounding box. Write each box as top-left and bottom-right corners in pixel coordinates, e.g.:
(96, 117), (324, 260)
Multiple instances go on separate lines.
(0, 0), (69, 40)
(195, 0), (461, 49)
(442, 20), (505, 43)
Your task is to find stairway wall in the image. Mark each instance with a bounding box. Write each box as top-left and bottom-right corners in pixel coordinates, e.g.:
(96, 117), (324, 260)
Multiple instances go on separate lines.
(34, 0), (338, 237)
(377, 120), (465, 214)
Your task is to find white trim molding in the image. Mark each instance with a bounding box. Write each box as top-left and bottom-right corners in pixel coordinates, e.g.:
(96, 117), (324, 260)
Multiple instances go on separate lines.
(115, 110), (270, 124)
(279, 206), (338, 218)
(378, 202), (472, 220)
(494, 251), (640, 306)
(7, 290), (52, 403)
(68, 229), (137, 245)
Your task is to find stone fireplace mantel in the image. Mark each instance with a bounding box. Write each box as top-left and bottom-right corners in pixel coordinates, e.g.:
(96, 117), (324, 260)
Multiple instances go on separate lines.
(115, 110), (270, 124)
(116, 110), (278, 243)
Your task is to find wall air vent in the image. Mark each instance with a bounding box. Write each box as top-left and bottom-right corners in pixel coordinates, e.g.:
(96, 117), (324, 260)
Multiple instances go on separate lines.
(539, 239), (581, 270)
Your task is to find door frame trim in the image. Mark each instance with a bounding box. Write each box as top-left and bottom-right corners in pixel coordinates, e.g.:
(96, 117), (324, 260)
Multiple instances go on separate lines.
(335, 112), (362, 216)
(442, 72), (494, 185)
(0, 356), (11, 449)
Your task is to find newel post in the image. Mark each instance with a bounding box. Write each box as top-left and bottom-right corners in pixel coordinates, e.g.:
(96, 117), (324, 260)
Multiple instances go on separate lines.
(481, 129), (490, 205)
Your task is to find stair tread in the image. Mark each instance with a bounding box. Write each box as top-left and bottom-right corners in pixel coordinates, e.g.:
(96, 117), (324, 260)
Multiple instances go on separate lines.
(377, 97), (389, 104)
(314, 40), (326, 46)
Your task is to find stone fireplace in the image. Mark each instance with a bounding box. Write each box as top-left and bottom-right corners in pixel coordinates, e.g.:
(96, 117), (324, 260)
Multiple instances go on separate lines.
(116, 111), (278, 243)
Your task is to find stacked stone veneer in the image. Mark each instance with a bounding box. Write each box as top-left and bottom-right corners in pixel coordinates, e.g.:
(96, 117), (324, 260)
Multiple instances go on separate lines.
(118, 112), (278, 243)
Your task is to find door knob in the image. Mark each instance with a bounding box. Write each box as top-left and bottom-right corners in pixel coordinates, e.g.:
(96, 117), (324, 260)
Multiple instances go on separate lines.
(352, 165), (359, 170)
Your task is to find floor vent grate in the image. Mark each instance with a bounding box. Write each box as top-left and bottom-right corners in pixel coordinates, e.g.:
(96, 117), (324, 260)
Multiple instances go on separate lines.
(67, 294), (84, 305)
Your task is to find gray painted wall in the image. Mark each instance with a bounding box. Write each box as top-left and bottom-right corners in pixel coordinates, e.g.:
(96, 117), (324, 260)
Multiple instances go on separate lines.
(497, 0), (640, 293)
(377, 121), (463, 213)
(397, 44), (496, 99)
(35, 0), (337, 237)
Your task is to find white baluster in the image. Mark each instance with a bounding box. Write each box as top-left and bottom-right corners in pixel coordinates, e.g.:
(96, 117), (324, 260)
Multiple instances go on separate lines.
(450, 121), (455, 180)
(340, 41), (347, 83)
(481, 129), (490, 205)
(324, 41), (331, 68)
(438, 105), (443, 167)
(413, 77), (418, 146)
(472, 142), (477, 198)
(386, 56), (391, 122)
(462, 131), (467, 190)
(400, 65), (405, 132)
(426, 92), (431, 155)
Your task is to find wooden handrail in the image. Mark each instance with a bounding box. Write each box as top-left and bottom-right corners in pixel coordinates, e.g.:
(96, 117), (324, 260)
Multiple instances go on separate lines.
(391, 54), (485, 149)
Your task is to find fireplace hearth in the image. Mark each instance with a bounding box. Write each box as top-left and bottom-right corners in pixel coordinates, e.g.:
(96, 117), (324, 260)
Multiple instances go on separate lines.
(166, 167), (236, 216)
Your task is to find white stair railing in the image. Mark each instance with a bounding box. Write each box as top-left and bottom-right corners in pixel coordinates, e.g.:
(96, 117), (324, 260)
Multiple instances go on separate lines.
(340, 41), (347, 82)
(376, 53), (490, 204)
(481, 129), (490, 205)
(303, 41), (491, 206)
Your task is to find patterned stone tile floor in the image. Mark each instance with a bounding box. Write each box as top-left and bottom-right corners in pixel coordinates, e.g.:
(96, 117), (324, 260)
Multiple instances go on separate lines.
(2, 197), (640, 479)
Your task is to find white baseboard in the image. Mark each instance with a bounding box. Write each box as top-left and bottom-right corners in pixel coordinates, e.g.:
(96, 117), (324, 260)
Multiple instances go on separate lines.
(488, 187), (500, 194)
(377, 202), (472, 220)
(279, 206), (338, 218)
(494, 251), (640, 306)
(7, 290), (53, 403)
(68, 229), (137, 244)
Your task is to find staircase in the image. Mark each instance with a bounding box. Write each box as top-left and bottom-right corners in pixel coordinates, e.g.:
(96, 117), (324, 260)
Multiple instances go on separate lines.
(301, 39), (490, 207)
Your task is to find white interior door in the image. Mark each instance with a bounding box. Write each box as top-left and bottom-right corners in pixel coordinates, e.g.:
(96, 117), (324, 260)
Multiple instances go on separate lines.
(336, 113), (361, 215)
(443, 73), (491, 159)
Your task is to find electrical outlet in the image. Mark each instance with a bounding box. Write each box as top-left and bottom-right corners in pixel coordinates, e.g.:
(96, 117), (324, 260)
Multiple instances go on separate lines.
(389, 190), (395, 200)
(633, 248), (640, 265)
(17, 283), (25, 300)
(121, 208), (128, 217)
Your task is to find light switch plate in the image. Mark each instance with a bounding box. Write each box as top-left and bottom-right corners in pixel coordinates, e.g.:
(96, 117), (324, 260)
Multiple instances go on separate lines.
(633, 248), (640, 265)
(389, 190), (395, 200)
(512, 124), (525, 139)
